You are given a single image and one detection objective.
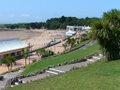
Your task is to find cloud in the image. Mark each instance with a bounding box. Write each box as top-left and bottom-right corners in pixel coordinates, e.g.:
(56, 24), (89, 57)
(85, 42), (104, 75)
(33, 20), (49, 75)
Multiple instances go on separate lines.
(35, 16), (41, 19)
(21, 14), (31, 18)
(9, 14), (16, 18)
(0, 13), (41, 20)
(0, 13), (44, 23)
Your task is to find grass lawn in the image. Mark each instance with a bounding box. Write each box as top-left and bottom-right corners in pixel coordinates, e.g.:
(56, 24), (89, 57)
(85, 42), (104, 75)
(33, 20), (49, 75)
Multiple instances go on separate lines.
(22, 43), (100, 75)
(7, 60), (120, 90)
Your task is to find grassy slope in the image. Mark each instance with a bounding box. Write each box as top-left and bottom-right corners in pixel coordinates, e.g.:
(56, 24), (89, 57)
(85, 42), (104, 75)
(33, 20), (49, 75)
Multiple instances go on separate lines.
(7, 60), (120, 90)
(23, 43), (100, 75)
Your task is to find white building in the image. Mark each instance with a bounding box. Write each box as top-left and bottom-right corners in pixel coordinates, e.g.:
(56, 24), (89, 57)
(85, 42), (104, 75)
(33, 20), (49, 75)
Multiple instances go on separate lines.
(66, 25), (91, 32)
(81, 26), (91, 30)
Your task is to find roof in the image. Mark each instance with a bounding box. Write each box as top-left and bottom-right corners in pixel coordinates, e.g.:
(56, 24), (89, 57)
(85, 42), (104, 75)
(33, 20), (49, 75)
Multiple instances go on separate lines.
(66, 30), (76, 36)
(0, 38), (28, 53)
(67, 26), (82, 28)
(67, 25), (91, 30)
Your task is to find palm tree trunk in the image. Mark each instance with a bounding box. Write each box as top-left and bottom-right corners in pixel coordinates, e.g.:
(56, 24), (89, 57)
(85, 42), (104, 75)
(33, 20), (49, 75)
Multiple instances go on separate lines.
(28, 56), (30, 65)
(7, 64), (10, 71)
(10, 63), (12, 70)
(25, 58), (27, 66)
(7, 66), (9, 71)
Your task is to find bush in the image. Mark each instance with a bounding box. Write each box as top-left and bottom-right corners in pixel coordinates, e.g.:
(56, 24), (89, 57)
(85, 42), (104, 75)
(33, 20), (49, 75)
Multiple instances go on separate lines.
(41, 50), (54, 58)
(32, 60), (37, 63)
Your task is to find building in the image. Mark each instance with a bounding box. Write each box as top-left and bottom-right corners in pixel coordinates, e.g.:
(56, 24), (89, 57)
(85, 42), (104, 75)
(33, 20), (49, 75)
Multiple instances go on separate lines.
(0, 38), (28, 59)
(81, 26), (91, 31)
(67, 26), (82, 32)
(66, 25), (91, 32)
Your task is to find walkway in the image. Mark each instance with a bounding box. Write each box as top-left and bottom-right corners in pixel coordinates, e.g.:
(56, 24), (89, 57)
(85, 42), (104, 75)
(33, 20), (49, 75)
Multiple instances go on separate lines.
(0, 69), (24, 90)
(21, 54), (102, 83)
(0, 54), (102, 90)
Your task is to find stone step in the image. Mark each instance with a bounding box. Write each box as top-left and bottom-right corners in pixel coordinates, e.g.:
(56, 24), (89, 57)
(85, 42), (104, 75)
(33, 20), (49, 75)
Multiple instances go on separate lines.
(49, 68), (65, 73)
(92, 56), (101, 60)
(87, 59), (95, 62)
(46, 70), (58, 75)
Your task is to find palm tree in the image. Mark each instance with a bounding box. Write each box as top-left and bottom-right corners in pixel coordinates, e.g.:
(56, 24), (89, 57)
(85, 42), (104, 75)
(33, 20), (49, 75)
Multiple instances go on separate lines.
(36, 48), (45, 59)
(23, 49), (29, 66)
(9, 56), (16, 70)
(66, 37), (73, 48)
(1, 58), (10, 71)
(66, 37), (77, 48)
(93, 9), (120, 61)
(63, 43), (67, 51)
(1, 56), (16, 71)
(36, 49), (41, 59)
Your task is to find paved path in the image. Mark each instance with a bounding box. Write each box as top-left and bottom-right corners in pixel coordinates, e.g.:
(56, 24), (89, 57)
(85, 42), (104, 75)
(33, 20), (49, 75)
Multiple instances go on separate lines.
(21, 61), (90, 83)
(0, 69), (24, 90)
(0, 54), (102, 89)
(21, 54), (102, 83)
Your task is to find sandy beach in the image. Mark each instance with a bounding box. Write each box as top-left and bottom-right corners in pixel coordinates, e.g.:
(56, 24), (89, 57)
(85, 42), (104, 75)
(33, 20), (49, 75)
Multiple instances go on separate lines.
(0, 29), (66, 74)
(23, 29), (66, 51)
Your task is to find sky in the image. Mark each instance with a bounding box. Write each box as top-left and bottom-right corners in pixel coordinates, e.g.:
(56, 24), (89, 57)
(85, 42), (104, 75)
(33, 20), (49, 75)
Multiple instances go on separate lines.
(0, 0), (120, 24)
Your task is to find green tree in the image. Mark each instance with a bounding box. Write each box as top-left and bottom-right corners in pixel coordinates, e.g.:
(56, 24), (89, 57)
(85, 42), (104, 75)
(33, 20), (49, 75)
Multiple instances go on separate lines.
(23, 49), (29, 66)
(1, 57), (10, 71)
(87, 31), (94, 40)
(93, 9), (120, 61)
(36, 48), (46, 58)
(9, 56), (16, 70)
(63, 43), (67, 50)
(66, 37), (72, 47)
(66, 37), (77, 48)
(1, 56), (16, 71)
(80, 33), (89, 42)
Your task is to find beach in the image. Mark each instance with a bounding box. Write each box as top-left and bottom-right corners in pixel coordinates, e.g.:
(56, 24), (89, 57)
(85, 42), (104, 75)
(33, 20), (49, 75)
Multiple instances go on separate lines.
(0, 29), (66, 74)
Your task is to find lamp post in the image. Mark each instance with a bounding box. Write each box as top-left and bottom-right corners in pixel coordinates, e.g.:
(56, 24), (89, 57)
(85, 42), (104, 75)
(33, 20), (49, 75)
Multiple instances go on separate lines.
(53, 38), (55, 53)
(28, 43), (31, 64)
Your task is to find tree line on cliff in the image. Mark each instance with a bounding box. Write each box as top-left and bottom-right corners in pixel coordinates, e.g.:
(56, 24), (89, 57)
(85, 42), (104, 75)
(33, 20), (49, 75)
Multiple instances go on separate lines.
(0, 16), (100, 30)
